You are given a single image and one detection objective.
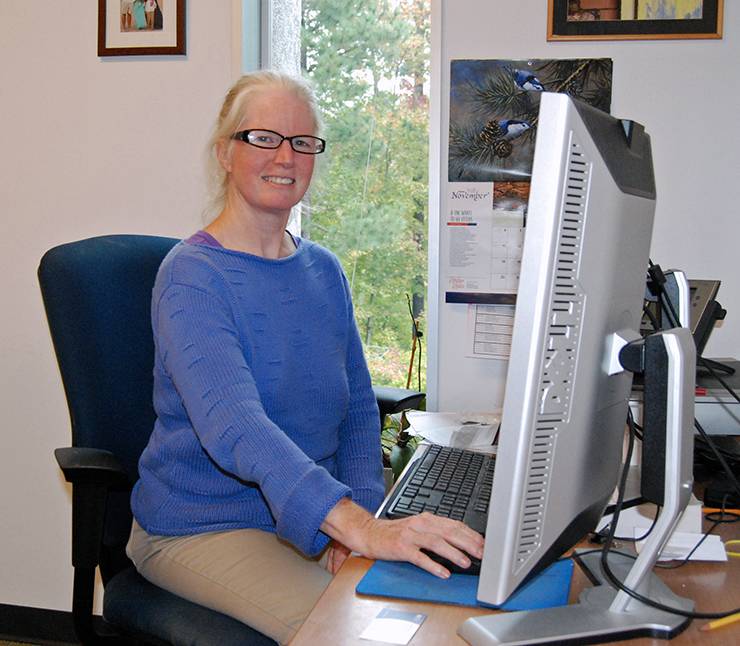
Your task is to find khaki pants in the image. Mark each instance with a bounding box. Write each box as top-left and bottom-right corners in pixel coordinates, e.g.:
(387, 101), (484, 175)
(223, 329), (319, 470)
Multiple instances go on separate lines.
(127, 520), (332, 644)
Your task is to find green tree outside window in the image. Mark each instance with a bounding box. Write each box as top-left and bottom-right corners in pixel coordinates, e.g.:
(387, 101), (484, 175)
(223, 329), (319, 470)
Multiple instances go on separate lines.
(301, 0), (430, 390)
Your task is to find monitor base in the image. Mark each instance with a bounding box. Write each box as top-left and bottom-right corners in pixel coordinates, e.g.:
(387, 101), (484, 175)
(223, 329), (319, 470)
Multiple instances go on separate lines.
(458, 551), (692, 645)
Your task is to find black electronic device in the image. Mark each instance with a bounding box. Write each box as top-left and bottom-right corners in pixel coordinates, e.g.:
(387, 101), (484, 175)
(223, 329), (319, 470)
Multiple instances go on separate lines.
(643, 275), (726, 358)
(688, 279), (726, 356)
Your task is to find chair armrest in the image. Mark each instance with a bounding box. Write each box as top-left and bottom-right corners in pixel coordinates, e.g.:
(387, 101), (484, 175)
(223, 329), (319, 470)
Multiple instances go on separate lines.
(373, 386), (426, 421)
(55, 447), (134, 644)
(55, 447), (131, 571)
(54, 446), (129, 487)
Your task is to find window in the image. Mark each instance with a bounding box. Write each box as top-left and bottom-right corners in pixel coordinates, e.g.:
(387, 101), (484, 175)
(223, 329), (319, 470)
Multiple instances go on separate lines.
(301, 0), (431, 389)
(240, 0), (430, 389)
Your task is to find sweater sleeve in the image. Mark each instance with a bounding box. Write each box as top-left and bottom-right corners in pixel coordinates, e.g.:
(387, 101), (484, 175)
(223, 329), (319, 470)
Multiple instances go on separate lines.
(335, 274), (386, 514)
(154, 276), (350, 555)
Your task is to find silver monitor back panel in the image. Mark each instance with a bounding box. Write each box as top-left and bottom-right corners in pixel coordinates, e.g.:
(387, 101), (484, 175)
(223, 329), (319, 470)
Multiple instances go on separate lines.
(478, 93), (656, 605)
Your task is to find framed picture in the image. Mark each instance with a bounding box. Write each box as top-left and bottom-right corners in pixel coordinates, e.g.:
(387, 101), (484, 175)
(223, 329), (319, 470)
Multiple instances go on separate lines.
(547, 1), (723, 41)
(98, 0), (186, 56)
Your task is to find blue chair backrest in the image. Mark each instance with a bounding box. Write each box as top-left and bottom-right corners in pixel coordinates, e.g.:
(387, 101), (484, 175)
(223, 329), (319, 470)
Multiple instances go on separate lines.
(38, 234), (178, 481)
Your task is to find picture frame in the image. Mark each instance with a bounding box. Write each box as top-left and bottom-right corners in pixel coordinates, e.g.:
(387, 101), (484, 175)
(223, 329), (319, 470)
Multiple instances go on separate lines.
(547, 1), (723, 41)
(98, 0), (186, 57)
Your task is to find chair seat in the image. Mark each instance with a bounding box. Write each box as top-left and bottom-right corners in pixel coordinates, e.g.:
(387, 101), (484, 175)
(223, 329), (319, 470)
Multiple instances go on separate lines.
(103, 568), (277, 646)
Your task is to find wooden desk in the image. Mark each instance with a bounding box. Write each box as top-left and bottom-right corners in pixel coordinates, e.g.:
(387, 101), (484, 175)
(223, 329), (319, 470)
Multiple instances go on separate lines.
(292, 522), (739, 645)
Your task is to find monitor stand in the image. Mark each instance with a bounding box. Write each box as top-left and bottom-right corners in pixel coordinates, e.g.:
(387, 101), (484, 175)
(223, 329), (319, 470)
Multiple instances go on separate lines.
(459, 327), (696, 646)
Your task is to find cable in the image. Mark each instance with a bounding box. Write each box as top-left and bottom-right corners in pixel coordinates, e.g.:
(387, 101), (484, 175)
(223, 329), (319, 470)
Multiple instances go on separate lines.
(654, 520), (719, 570)
(697, 355), (740, 405)
(599, 409), (740, 619)
(657, 499), (738, 570)
(694, 436), (740, 463)
(417, 334), (423, 393)
(600, 262), (740, 614)
(405, 293), (424, 393)
(726, 539), (740, 558)
(593, 504), (660, 544)
(698, 356), (735, 376)
(694, 419), (740, 498)
(642, 303), (660, 332)
(630, 419), (644, 442)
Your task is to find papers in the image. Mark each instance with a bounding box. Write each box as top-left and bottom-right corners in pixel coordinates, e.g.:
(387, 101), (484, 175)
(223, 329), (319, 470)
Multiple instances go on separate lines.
(635, 530), (727, 563)
(598, 496), (703, 537)
(359, 608), (426, 644)
(467, 303), (515, 360)
(443, 183), (525, 297)
(598, 497), (728, 562)
(405, 410), (500, 451)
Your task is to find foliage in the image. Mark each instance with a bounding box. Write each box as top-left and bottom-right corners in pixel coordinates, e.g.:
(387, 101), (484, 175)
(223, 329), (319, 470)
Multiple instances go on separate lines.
(301, 0), (430, 389)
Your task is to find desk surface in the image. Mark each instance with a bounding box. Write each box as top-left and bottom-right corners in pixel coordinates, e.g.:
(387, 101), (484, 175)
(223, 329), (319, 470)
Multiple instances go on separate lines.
(292, 521), (739, 645)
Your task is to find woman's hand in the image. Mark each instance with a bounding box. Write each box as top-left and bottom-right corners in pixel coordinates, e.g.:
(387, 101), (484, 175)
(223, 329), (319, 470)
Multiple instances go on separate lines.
(321, 498), (484, 579)
(324, 540), (352, 575)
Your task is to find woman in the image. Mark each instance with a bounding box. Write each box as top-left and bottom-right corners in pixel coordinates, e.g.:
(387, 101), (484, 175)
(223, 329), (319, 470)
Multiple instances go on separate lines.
(127, 71), (484, 644)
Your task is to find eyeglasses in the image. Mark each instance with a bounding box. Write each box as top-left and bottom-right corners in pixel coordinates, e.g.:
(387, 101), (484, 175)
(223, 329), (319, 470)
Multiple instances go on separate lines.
(232, 129), (326, 155)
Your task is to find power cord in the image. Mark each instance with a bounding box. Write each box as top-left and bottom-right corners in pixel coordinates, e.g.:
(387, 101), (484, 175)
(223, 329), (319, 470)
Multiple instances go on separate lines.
(591, 503), (660, 544)
(655, 500), (738, 571)
(694, 418), (740, 499)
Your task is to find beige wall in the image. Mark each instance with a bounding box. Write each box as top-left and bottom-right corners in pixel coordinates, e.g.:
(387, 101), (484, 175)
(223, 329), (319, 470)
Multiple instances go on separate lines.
(2, 0), (738, 614)
(0, 1), (236, 610)
(430, 0), (740, 411)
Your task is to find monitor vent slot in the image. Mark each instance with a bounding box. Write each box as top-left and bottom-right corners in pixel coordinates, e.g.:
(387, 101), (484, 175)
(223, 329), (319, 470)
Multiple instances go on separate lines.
(516, 136), (590, 565)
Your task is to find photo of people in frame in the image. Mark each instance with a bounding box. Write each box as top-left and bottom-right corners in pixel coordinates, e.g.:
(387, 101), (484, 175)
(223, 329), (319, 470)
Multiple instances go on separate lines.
(120, 0), (164, 32)
(566, 0), (703, 22)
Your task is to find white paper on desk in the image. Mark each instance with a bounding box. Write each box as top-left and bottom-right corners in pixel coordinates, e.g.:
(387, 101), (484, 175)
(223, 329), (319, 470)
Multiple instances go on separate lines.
(405, 410), (500, 450)
(634, 530), (728, 562)
(359, 608), (426, 644)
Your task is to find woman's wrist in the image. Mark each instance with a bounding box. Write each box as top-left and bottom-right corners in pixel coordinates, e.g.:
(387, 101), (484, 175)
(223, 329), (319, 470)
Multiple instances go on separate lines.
(320, 496), (375, 554)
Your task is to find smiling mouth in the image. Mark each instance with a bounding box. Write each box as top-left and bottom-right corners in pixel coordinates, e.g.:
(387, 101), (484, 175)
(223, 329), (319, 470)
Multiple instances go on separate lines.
(263, 175), (295, 185)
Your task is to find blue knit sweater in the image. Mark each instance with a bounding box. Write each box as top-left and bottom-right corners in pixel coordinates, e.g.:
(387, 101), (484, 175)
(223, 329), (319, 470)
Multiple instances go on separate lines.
(130, 238), (385, 556)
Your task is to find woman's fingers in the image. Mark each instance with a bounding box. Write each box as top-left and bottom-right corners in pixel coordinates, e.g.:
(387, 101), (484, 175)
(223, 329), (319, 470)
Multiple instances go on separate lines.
(406, 546), (453, 579)
(410, 513), (484, 552)
(363, 513), (485, 579)
(319, 498), (484, 579)
(325, 541), (352, 574)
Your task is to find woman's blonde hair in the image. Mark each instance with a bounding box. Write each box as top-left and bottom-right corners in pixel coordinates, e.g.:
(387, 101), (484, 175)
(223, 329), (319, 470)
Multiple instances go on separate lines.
(204, 71), (322, 219)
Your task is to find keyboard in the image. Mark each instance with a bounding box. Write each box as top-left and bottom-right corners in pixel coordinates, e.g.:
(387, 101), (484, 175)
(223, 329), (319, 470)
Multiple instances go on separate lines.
(382, 444), (495, 573)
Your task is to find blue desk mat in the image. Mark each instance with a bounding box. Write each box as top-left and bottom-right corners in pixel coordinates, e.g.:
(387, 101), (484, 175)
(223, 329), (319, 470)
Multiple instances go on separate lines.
(356, 558), (573, 611)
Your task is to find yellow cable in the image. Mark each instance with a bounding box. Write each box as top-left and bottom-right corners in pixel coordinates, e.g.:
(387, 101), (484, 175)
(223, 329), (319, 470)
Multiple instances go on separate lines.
(726, 539), (740, 558)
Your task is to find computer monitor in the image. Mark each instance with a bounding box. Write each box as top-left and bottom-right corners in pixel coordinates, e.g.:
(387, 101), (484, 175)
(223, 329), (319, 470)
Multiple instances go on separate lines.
(476, 91), (657, 605)
(461, 94), (695, 646)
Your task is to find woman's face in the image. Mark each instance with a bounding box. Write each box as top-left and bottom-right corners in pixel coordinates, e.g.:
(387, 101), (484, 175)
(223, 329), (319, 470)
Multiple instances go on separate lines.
(221, 86), (317, 219)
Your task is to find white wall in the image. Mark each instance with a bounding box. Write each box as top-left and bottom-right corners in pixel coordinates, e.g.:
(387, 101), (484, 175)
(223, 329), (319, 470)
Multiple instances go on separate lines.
(0, 2), (236, 610)
(429, 0), (740, 412)
(2, 0), (739, 615)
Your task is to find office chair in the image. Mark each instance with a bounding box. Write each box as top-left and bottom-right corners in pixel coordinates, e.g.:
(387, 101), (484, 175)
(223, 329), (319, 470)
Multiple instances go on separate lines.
(38, 235), (276, 646)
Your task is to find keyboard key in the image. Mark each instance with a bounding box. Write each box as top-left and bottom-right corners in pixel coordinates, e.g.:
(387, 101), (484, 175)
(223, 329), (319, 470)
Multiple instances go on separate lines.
(384, 444), (496, 537)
